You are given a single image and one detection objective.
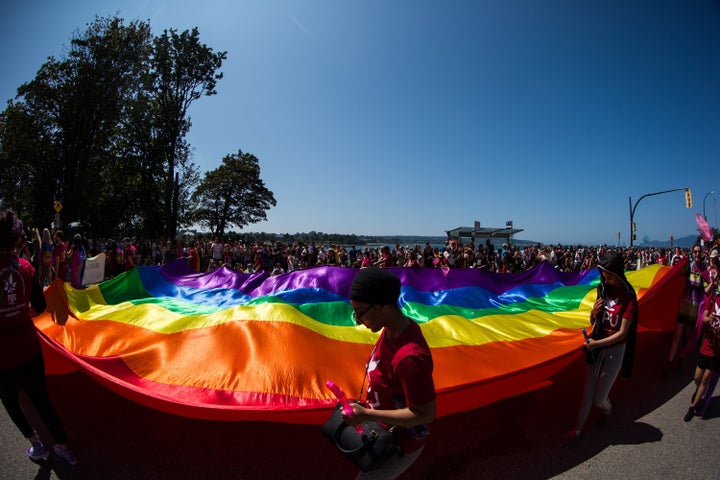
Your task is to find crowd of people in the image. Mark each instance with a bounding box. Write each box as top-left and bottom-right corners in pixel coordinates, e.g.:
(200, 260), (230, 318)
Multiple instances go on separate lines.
(16, 224), (720, 284)
(144, 237), (720, 277)
(158, 237), (719, 276)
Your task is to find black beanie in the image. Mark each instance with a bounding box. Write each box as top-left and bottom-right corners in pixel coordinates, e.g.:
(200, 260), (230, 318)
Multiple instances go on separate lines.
(350, 268), (401, 305)
(598, 251), (625, 278)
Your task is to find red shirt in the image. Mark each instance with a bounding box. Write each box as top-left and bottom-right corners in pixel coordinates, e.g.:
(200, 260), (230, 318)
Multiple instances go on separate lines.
(188, 247), (200, 272)
(124, 245), (138, 269)
(0, 254), (42, 369)
(378, 252), (394, 268)
(53, 241), (67, 281)
(365, 320), (435, 453)
(599, 284), (637, 339)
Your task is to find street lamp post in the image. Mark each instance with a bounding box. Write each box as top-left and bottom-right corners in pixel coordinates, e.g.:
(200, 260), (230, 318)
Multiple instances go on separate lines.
(629, 187), (690, 248)
(703, 191), (714, 221)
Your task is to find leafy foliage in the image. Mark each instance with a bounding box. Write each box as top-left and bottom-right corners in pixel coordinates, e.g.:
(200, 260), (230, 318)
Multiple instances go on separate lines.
(150, 27), (226, 237)
(0, 15), (244, 240)
(191, 151), (277, 237)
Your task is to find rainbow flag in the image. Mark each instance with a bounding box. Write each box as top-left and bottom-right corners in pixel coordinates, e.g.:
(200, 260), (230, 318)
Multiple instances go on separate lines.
(34, 259), (684, 423)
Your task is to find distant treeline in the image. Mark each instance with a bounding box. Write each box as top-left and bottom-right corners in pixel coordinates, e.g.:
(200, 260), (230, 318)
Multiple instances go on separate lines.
(186, 231), (447, 247)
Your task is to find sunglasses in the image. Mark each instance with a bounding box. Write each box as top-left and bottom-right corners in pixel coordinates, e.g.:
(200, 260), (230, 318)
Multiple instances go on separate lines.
(353, 304), (375, 322)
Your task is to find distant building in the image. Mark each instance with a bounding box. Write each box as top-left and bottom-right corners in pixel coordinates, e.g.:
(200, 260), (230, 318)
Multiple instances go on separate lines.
(445, 221), (523, 247)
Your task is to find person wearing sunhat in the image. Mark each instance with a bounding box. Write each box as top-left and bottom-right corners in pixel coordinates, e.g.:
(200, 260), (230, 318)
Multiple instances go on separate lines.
(566, 250), (638, 442)
(343, 267), (436, 479)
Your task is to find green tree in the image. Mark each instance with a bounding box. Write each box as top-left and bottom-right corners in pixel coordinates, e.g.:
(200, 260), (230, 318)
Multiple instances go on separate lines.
(0, 16), (221, 239)
(191, 150), (277, 237)
(0, 16), (152, 233)
(151, 27), (226, 238)
(0, 100), (56, 226)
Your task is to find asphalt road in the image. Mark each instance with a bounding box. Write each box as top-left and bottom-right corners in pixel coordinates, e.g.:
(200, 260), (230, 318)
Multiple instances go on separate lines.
(1, 333), (719, 480)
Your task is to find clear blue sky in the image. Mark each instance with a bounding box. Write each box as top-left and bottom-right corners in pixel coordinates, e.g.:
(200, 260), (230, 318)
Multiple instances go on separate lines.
(2, 0), (720, 245)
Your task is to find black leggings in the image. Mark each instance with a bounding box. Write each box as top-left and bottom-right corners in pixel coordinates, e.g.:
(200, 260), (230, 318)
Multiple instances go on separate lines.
(0, 353), (69, 443)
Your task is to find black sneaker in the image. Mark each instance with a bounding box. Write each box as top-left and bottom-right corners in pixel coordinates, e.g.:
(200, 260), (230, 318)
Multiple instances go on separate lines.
(683, 407), (696, 422)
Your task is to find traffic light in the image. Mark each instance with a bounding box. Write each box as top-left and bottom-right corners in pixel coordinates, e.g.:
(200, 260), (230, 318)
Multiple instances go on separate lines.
(632, 222), (637, 233)
(685, 189), (693, 208)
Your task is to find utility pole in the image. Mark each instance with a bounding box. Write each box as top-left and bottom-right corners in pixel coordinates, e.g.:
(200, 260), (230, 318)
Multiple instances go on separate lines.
(629, 187), (691, 248)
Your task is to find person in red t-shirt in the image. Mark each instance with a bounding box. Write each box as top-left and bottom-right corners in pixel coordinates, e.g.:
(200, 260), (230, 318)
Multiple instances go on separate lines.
(187, 241), (201, 273)
(374, 245), (395, 268)
(344, 268), (435, 479)
(123, 237), (138, 270)
(684, 286), (720, 421)
(566, 251), (638, 442)
(0, 209), (77, 465)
